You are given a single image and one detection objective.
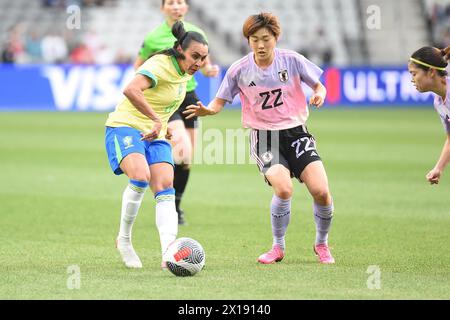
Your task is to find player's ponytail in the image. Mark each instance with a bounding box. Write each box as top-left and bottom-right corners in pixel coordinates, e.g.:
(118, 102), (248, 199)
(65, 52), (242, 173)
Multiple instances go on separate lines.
(170, 21), (208, 60)
(441, 44), (450, 62)
(170, 21), (189, 59)
(410, 46), (448, 77)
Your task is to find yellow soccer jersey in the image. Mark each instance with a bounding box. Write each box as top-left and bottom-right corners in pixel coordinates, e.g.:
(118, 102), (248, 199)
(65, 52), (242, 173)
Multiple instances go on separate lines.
(105, 54), (192, 139)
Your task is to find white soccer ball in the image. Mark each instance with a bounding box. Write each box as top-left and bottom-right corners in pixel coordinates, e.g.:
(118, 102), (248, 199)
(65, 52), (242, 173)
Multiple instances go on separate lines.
(163, 237), (205, 276)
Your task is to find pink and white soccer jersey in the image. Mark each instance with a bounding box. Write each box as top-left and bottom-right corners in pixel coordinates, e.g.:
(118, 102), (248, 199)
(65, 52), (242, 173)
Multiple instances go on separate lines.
(216, 48), (323, 130)
(433, 77), (450, 133)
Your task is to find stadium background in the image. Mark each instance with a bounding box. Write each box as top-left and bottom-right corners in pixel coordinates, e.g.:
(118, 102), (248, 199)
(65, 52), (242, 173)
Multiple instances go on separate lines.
(0, 0), (449, 300)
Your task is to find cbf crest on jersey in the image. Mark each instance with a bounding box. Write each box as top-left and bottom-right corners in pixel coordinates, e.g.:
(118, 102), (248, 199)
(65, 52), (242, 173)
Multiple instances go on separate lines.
(278, 69), (289, 83)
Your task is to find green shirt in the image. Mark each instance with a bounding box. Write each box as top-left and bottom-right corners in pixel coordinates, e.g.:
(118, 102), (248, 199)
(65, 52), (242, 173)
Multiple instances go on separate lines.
(139, 21), (207, 92)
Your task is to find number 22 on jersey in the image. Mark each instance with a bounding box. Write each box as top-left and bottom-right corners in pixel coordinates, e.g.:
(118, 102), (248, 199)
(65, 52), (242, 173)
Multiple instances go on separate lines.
(259, 88), (283, 110)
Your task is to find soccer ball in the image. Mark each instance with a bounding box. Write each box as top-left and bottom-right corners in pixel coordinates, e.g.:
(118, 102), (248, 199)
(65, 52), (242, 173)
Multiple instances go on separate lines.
(163, 237), (205, 277)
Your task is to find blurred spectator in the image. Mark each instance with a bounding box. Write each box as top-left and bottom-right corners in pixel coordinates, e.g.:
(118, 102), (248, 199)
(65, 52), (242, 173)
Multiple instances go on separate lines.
(41, 31), (68, 63)
(1, 43), (15, 63)
(303, 28), (333, 66)
(25, 31), (43, 63)
(82, 29), (115, 64)
(429, 2), (450, 49)
(83, 0), (102, 6)
(114, 49), (133, 65)
(81, 0), (117, 7)
(95, 44), (115, 64)
(42, 0), (115, 8)
(83, 29), (102, 57)
(442, 29), (450, 47)
(70, 42), (94, 64)
(42, 0), (64, 7)
(1, 25), (26, 63)
(66, 0), (83, 6)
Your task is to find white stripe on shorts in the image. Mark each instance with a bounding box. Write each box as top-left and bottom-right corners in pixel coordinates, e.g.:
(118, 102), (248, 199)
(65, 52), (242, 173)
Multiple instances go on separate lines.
(250, 129), (264, 170)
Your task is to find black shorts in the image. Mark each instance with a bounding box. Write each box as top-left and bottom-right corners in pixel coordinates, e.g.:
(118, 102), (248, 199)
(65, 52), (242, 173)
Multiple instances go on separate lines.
(249, 125), (322, 183)
(169, 90), (199, 129)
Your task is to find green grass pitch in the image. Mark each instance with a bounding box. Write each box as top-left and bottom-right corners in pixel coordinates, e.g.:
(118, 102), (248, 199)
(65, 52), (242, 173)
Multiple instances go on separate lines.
(0, 107), (449, 299)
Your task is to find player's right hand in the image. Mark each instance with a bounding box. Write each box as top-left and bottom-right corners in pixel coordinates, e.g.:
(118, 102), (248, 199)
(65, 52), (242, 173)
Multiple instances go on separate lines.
(183, 101), (210, 119)
(426, 168), (441, 185)
(140, 120), (162, 141)
(309, 94), (325, 108)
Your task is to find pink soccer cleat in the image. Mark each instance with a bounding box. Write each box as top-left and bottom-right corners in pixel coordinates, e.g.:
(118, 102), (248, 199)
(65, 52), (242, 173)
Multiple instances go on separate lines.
(314, 243), (335, 264)
(257, 245), (285, 264)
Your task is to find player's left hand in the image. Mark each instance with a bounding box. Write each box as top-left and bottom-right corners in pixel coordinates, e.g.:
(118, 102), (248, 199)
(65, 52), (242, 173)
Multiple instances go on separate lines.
(309, 94), (325, 108)
(426, 168), (441, 185)
(203, 64), (220, 77)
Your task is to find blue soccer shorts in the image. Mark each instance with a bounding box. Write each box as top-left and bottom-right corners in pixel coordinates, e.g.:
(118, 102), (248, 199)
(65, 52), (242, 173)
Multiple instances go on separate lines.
(105, 126), (174, 175)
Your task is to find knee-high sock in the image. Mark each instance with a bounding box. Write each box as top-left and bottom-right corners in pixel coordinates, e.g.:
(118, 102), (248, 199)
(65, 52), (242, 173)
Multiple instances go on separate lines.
(271, 195), (291, 250)
(313, 201), (334, 245)
(118, 180), (148, 240)
(155, 188), (178, 254)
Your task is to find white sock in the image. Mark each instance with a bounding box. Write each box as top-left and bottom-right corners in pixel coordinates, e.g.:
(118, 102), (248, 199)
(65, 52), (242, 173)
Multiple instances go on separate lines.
(155, 188), (178, 254)
(271, 195), (291, 250)
(313, 201), (334, 245)
(118, 180), (148, 241)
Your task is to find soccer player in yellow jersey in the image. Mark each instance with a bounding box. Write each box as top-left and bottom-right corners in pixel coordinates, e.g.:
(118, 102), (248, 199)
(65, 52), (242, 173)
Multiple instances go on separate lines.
(105, 22), (209, 269)
(135, 0), (220, 225)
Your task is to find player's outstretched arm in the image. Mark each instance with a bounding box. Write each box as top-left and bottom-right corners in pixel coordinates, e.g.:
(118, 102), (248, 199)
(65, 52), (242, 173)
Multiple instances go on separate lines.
(183, 97), (226, 119)
(426, 133), (450, 185)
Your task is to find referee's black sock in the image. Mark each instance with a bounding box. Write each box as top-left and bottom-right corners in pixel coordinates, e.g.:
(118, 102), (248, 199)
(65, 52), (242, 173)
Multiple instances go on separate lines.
(174, 164), (190, 212)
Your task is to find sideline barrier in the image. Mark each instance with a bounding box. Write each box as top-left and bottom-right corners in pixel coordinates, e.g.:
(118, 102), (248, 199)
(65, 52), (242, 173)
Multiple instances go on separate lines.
(0, 64), (433, 111)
